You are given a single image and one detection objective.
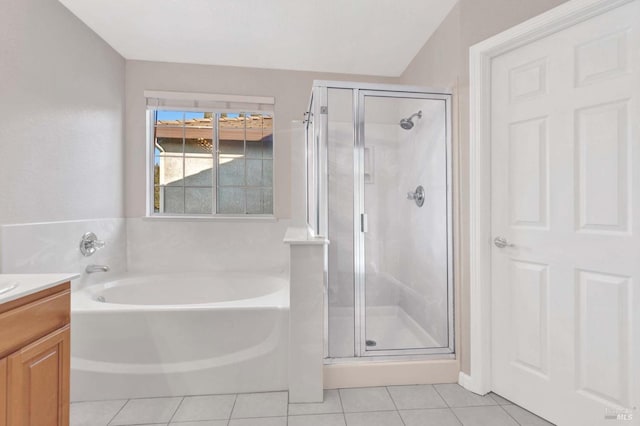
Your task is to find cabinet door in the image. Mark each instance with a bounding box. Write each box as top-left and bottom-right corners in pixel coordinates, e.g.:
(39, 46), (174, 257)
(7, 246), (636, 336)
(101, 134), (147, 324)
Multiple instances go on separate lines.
(7, 326), (70, 426)
(1, 358), (7, 426)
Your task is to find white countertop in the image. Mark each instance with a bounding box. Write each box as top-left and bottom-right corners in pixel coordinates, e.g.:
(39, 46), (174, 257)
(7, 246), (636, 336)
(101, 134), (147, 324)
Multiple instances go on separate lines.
(0, 273), (80, 305)
(283, 226), (329, 245)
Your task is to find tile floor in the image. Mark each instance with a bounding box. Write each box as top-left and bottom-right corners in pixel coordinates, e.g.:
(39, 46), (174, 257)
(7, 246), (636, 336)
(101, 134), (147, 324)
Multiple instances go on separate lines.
(70, 384), (555, 426)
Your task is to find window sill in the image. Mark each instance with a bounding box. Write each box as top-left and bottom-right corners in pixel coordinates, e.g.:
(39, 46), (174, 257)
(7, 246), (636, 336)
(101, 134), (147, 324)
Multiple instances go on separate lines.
(143, 214), (278, 223)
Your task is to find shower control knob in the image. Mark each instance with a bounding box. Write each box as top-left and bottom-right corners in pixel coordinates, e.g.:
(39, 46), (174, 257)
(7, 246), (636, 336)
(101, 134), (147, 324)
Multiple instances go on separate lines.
(80, 232), (106, 257)
(407, 185), (425, 207)
(493, 237), (514, 249)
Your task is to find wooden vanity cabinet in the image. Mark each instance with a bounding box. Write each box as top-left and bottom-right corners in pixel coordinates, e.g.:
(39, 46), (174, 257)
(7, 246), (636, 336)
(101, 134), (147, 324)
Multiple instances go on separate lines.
(0, 283), (71, 426)
(1, 358), (7, 426)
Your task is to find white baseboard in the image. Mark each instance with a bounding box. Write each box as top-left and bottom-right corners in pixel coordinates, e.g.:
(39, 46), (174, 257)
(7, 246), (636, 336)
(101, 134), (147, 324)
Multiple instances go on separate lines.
(458, 371), (490, 396)
(458, 372), (473, 389)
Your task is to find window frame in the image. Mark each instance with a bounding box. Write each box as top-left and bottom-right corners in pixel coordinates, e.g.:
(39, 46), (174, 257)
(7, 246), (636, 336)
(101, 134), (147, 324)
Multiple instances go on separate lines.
(146, 106), (276, 220)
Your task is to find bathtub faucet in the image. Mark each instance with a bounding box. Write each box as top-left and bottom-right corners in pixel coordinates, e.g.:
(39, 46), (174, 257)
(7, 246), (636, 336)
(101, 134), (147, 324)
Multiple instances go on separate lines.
(86, 264), (110, 274)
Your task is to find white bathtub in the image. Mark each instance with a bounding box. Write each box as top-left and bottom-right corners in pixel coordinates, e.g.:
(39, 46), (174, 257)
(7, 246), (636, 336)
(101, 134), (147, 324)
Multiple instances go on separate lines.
(71, 272), (289, 401)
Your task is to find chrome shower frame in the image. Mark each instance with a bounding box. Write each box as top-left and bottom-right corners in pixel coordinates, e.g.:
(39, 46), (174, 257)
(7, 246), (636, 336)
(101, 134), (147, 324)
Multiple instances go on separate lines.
(306, 80), (455, 363)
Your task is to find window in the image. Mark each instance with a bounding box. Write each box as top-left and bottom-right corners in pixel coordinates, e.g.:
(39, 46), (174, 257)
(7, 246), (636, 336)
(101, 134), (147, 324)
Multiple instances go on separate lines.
(147, 92), (274, 217)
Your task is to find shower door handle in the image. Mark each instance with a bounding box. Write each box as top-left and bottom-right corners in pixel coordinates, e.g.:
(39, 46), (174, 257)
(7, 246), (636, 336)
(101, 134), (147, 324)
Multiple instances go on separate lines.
(360, 213), (368, 233)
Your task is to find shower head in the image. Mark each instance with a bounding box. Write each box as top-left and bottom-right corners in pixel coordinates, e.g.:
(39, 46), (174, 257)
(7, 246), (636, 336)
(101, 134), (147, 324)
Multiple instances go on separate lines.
(399, 110), (422, 130)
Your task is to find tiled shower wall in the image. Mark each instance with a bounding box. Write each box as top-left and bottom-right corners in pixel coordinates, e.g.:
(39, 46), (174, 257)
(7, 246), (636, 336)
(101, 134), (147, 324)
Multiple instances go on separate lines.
(0, 219), (127, 290)
(0, 217), (291, 288)
(126, 218), (290, 274)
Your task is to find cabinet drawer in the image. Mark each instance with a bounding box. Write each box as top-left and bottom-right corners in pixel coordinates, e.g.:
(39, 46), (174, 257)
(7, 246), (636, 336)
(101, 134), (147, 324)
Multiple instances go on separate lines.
(0, 290), (70, 358)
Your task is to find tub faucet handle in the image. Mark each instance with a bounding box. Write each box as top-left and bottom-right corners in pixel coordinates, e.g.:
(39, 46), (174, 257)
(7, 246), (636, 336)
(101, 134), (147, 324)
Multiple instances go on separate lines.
(80, 232), (106, 257)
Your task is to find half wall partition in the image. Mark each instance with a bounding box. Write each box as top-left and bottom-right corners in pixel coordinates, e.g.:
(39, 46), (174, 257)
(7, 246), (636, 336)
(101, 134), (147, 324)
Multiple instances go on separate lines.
(306, 81), (454, 361)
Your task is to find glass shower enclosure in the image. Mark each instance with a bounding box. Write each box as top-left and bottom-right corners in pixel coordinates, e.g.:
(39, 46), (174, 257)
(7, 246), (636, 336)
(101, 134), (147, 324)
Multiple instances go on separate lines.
(306, 81), (454, 360)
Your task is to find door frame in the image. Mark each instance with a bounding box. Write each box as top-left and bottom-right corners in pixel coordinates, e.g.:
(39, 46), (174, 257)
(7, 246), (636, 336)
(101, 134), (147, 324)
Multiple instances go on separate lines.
(466, 0), (635, 395)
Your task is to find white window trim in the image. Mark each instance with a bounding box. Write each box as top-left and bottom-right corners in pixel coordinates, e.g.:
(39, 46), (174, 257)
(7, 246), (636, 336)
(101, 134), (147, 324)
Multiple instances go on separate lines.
(142, 215), (278, 222)
(145, 91), (276, 219)
(144, 90), (275, 107)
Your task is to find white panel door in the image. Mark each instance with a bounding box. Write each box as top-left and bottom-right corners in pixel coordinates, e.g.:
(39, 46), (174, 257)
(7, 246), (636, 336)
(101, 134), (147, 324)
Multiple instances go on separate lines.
(491, 1), (640, 425)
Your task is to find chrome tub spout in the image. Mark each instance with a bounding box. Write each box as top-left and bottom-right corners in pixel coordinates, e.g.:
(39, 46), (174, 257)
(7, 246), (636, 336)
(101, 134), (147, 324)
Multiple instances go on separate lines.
(86, 264), (110, 274)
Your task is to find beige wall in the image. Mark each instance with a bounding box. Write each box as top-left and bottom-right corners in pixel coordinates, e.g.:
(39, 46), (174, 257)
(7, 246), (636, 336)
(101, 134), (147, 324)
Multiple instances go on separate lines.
(0, 0), (125, 226)
(402, 4), (462, 89)
(401, 0), (569, 374)
(125, 61), (395, 218)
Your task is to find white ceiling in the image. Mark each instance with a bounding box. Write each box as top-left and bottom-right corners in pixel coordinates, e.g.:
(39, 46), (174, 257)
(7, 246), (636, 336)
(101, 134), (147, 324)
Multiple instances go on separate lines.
(58, 0), (457, 77)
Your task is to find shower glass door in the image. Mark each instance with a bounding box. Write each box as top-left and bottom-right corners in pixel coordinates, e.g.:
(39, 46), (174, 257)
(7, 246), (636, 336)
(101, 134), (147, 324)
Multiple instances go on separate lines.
(357, 90), (453, 357)
(318, 81), (454, 360)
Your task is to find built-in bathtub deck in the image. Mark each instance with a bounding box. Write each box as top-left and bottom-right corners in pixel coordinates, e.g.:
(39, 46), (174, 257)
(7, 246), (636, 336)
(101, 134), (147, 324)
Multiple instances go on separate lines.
(70, 384), (554, 426)
(71, 272), (289, 402)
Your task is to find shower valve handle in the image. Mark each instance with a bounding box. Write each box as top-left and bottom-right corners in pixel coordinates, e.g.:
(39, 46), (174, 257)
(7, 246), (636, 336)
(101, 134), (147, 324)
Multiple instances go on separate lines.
(80, 232), (106, 257)
(407, 186), (425, 207)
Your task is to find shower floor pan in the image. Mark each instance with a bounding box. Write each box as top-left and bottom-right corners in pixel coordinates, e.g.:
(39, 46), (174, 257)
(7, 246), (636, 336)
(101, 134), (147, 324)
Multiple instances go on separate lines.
(328, 305), (441, 356)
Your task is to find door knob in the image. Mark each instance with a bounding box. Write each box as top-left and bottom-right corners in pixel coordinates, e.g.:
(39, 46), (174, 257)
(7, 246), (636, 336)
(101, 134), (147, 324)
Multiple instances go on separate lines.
(493, 237), (514, 248)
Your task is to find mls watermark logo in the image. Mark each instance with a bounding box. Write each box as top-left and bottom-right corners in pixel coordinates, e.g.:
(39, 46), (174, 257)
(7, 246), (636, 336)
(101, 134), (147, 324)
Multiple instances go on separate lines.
(605, 407), (635, 421)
